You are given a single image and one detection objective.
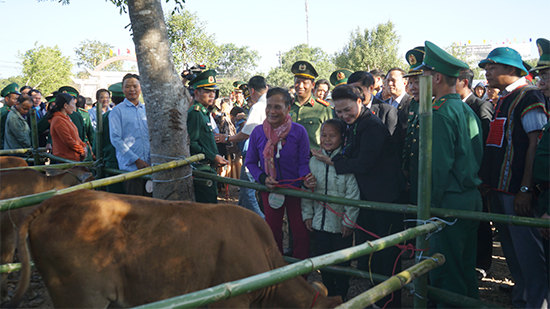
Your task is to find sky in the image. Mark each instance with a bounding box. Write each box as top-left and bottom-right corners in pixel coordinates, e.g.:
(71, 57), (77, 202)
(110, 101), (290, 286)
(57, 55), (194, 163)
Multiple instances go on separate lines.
(1, 0), (549, 79)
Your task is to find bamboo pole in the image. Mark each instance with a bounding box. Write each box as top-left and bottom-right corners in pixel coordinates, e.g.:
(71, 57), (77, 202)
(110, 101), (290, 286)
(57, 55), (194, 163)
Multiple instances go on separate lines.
(0, 262), (34, 274)
(95, 99), (104, 179)
(0, 154), (204, 212)
(283, 257), (501, 308)
(132, 221), (446, 309)
(0, 148), (45, 155)
(29, 109), (41, 165)
(336, 253), (444, 309)
(192, 171), (550, 228)
(415, 74), (433, 308)
(0, 161), (94, 172)
(41, 152), (80, 164)
(103, 167), (213, 187)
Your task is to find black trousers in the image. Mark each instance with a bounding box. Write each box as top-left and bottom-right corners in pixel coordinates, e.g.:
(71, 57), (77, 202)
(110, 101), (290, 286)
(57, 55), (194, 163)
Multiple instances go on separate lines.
(314, 230), (352, 300)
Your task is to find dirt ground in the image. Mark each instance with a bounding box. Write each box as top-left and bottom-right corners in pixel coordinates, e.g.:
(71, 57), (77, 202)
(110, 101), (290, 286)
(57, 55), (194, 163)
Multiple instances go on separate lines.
(4, 184), (514, 308)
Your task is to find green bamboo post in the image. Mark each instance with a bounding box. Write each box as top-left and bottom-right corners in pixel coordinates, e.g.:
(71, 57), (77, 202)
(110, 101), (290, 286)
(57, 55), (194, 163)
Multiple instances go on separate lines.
(0, 161), (94, 172)
(132, 221), (445, 309)
(335, 253), (445, 309)
(0, 148), (45, 156)
(192, 171), (550, 228)
(102, 166), (213, 187)
(95, 99), (104, 179)
(29, 109), (41, 165)
(0, 262), (34, 274)
(415, 75), (433, 308)
(283, 257), (501, 308)
(0, 154), (204, 212)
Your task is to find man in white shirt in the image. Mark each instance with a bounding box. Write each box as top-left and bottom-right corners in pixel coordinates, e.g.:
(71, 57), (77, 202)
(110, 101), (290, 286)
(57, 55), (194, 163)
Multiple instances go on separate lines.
(215, 76), (267, 218)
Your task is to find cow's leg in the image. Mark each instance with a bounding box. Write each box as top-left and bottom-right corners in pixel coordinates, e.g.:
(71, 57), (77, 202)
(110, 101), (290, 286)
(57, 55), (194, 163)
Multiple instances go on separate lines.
(0, 225), (16, 303)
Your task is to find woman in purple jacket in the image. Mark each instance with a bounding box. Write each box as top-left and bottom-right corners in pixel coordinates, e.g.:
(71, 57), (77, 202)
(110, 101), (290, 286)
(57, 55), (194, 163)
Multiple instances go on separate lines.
(245, 87), (314, 260)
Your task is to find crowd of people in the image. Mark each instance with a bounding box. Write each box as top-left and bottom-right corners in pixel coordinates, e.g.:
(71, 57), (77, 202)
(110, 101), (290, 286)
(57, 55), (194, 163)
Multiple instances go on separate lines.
(1, 38), (549, 308)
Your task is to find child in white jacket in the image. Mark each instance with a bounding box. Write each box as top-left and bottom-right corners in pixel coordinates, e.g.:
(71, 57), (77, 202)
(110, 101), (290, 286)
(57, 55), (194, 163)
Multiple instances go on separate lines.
(302, 119), (360, 300)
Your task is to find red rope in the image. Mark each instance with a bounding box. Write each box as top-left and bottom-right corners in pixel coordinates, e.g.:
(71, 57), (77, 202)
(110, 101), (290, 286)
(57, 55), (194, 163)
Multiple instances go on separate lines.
(274, 177), (429, 309)
(310, 291), (320, 308)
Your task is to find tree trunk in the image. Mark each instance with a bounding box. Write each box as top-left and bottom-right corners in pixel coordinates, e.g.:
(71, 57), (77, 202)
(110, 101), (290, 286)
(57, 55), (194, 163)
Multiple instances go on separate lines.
(127, 0), (195, 201)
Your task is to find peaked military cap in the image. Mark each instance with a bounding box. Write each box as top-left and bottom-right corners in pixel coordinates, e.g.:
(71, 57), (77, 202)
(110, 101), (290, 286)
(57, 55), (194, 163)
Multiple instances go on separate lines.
(58, 86), (79, 98)
(1, 83), (20, 97)
(531, 38), (550, 72)
(189, 69), (219, 90)
(291, 61), (318, 80)
(414, 41), (469, 77)
(233, 80), (247, 92)
(108, 83), (125, 98)
(478, 47), (528, 76)
(404, 46), (425, 77)
(330, 69), (353, 86)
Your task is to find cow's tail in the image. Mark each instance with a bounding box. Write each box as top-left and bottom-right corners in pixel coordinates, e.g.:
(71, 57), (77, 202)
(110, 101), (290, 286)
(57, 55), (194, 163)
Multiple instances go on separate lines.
(4, 204), (48, 308)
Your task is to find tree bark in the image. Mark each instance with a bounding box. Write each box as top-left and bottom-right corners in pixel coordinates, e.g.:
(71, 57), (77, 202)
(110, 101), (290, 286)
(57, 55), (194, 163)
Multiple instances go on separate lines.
(127, 0), (195, 201)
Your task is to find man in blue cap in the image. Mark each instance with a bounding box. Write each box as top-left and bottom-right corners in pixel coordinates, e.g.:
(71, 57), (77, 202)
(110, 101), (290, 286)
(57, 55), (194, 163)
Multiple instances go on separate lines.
(479, 45), (549, 308)
(414, 41), (484, 305)
(188, 69), (229, 203)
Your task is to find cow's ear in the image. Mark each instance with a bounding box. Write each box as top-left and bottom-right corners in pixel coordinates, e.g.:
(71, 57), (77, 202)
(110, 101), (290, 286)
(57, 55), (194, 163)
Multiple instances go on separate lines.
(44, 168), (64, 176)
(311, 281), (328, 297)
(78, 172), (94, 183)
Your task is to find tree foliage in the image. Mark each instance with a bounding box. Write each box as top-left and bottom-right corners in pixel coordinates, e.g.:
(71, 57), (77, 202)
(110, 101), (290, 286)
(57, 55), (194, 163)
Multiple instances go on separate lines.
(74, 39), (124, 71)
(165, 10), (220, 72)
(18, 43), (73, 95)
(266, 44), (334, 88)
(334, 21), (405, 73)
(216, 43), (260, 80)
(0, 76), (27, 92)
(446, 43), (485, 79)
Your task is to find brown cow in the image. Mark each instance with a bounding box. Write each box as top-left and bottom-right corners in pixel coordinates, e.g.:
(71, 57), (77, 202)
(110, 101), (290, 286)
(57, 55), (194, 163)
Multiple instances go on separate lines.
(7, 190), (342, 308)
(0, 166), (94, 303)
(0, 156), (28, 169)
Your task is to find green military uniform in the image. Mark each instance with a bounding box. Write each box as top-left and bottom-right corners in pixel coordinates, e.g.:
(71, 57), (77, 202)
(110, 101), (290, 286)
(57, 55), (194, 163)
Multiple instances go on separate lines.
(289, 60), (333, 150)
(77, 107), (95, 161)
(1, 83), (20, 150)
(415, 41), (484, 304)
(188, 70), (220, 203)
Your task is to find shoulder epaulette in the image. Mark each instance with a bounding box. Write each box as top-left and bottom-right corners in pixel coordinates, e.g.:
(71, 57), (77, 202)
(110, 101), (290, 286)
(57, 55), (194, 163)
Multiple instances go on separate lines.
(193, 105), (202, 112)
(432, 98), (446, 111)
(316, 98), (330, 106)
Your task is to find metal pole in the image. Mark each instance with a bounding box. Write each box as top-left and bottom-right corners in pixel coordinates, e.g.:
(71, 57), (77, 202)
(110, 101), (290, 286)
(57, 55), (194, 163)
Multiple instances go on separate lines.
(0, 154), (205, 212)
(192, 171), (550, 228)
(335, 254), (445, 309)
(29, 109), (40, 165)
(132, 221), (445, 309)
(414, 75), (432, 308)
(95, 99), (104, 179)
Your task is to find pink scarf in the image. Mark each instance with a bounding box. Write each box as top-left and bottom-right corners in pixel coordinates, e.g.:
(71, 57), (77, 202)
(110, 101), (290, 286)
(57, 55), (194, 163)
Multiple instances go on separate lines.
(262, 114), (292, 178)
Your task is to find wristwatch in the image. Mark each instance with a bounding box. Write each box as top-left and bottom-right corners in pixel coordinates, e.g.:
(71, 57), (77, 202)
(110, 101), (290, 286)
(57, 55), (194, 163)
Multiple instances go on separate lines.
(224, 135), (230, 143)
(519, 186), (531, 193)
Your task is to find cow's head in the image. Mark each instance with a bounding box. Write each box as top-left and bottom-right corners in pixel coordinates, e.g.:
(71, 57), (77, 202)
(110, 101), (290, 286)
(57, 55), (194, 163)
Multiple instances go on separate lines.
(45, 166), (95, 183)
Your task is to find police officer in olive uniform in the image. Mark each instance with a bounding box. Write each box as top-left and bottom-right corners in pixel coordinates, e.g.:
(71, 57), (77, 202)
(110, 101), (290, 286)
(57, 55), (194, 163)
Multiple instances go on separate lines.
(1, 83), (20, 150)
(290, 61), (333, 150)
(401, 46), (424, 204)
(415, 41), (484, 305)
(188, 70), (229, 203)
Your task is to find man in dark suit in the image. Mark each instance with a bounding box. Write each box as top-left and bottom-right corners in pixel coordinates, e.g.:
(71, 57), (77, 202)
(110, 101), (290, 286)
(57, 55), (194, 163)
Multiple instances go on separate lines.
(347, 71), (398, 135)
(456, 68), (493, 143)
(385, 68), (412, 160)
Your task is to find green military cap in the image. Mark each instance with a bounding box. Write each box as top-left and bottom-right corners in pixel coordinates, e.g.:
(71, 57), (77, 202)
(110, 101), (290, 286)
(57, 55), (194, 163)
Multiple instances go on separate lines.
(45, 93), (56, 103)
(414, 41), (469, 77)
(189, 69), (219, 90)
(531, 38), (550, 72)
(478, 47), (528, 76)
(1, 83), (20, 97)
(291, 60), (318, 80)
(330, 69), (353, 86)
(58, 86), (79, 98)
(233, 80), (247, 92)
(404, 46), (425, 77)
(108, 82), (125, 97)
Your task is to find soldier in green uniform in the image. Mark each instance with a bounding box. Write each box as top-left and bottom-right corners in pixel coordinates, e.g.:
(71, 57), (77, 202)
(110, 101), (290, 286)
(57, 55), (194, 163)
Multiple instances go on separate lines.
(188, 70), (229, 203)
(76, 95), (95, 161)
(232, 80), (248, 110)
(100, 83), (126, 194)
(289, 60), (332, 150)
(531, 37), (550, 291)
(1, 83), (20, 149)
(401, 46), (424, 204)
(415, 41), (484, 305)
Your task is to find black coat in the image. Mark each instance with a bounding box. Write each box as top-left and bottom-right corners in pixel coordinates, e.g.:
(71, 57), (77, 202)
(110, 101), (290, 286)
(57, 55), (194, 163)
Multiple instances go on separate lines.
(369, 97), (398, 135)
(333, 106), (406, 203)
(465, 94), (493, 144)
(386, 93), (412, 162)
